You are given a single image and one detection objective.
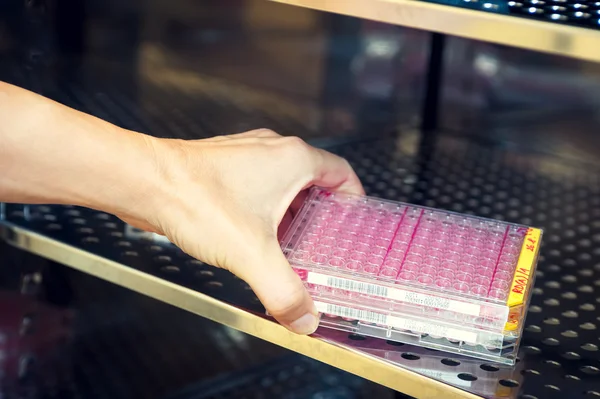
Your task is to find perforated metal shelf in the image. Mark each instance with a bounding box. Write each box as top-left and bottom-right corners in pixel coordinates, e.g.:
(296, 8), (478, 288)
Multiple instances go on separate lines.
(4, 131), (600, 398)
(429, 0), (600, 30)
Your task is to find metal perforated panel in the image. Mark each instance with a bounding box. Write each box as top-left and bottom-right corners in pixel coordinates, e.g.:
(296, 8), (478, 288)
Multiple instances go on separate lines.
(331, 135), (600, 399)
(5, 131), (600, 398)
(422, 0), (600, 31)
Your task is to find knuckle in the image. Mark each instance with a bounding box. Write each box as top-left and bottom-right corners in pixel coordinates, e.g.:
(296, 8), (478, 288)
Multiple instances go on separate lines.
(280, 136), (311, 158)
(255, 128), (280, 137)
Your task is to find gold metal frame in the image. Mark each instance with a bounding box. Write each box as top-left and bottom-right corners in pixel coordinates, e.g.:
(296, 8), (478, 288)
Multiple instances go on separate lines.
(270, 0), (600, 63)
(0, 223), (481, 398)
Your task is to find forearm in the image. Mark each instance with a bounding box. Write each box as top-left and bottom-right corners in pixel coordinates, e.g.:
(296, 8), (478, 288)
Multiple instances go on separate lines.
(0, 81), (161, 219)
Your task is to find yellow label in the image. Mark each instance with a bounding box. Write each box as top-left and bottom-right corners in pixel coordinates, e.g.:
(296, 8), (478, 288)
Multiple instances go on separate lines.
(503, 228), (542, 331)
(507, 228), (542, 307)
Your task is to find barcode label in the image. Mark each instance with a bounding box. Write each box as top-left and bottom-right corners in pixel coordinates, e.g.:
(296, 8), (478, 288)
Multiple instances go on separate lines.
(314, 301), (480, 343)
(307, 272), (481, 316)
(387, 316), (478, 343)
(316, 302), (389, 325)
(324, 276), (390, 297)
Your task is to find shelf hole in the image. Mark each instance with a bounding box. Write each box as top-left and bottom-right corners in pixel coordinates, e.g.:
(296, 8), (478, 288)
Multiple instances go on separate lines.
(565, 374), (580, 381)
(562, 310), (578, 318)
(544, 298), (560, 306)
(499, 379), (519, 388)
(580, 322), (596, 330)
(401, 353), (419, 360)
(579, 269), (594, 277)
(81, 237), (99, 244)
(582, 343), (598, 352)
(561, 330), (578, 338)
(480, 364), (499, 372)
(562, 292), (577, 299)
(543, 317), (560, 325)
(581, 303), (596, 311)
(187, 259), (204, 267)
(581, 366), (600, 375)
(522, 369), (541, 375)
(45, 223), (62, 231)
(544, 385), (560, 391)
(195, 270), (214, 278)
(385, 340), (404, 347)
(543, 338), (560, 346)
(348, 334), (366, 341)
(585, 391), (600, 397)
(457, 373), (477, 381)
(205, 281), (223, 288)
(545, 281), (560, 288)
(441, 359), (460, 366)
(544, 360), (561, 367)
(160, 265), (180, 274)
(562, 352), (581, 360)
(523, 346), (541, 354)
(525, 325), (542, 333)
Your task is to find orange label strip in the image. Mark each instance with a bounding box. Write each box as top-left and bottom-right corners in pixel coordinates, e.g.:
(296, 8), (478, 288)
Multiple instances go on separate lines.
(507, 228), (542, 307)
(504, 228), (542, 331)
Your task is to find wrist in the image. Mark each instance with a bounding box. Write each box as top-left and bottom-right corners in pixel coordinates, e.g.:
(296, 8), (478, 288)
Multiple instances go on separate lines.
(75, 130), (170, 225)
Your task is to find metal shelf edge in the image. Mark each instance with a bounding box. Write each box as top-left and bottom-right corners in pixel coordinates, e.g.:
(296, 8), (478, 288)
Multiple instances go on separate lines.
(270, 0), (600, 63)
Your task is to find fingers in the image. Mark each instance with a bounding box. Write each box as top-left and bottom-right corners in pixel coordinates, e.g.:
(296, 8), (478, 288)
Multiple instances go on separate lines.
(310, 148), (365, 195)
(235, 238), (319, 335)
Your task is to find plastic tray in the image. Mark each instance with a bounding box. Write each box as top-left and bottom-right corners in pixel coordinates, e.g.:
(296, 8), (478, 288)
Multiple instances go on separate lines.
(280, 188), (543, 334)
(313, 296), (521, 364)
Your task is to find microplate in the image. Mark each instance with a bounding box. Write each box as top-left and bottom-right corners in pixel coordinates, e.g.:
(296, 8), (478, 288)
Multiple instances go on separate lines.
(279, 187), (542, 362)
(313, 296), (521, 365)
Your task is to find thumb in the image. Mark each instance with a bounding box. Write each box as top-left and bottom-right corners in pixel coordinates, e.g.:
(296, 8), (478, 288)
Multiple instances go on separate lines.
(235, 239), (319, 335)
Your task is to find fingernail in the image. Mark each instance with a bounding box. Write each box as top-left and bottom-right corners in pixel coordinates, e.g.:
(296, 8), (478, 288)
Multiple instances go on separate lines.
(289, 313), (319, 335)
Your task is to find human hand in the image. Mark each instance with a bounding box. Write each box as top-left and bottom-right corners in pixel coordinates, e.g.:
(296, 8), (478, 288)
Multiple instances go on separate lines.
(0, 81), (363, 335)
(121, 130), (364, 335)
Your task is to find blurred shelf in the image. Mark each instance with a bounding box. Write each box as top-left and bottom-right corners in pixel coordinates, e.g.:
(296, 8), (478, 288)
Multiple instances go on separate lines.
(270, 0), (600, 63)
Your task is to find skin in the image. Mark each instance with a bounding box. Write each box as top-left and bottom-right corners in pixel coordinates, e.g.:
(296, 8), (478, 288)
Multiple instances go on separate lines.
(0, 81), (365, 335)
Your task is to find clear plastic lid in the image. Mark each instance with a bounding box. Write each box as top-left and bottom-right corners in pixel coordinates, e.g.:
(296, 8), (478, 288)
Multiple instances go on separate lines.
(281, 187), (542, 332)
